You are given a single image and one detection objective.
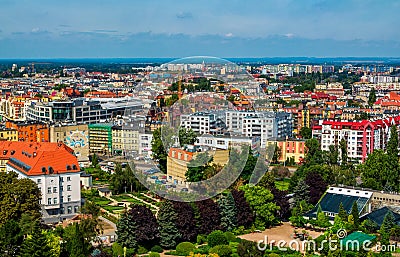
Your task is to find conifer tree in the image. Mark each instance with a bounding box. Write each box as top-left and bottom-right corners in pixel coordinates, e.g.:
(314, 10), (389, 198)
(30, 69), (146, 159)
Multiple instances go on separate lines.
(116, 212), (137, 249)
(217, 192), (237, 231)
(19, 221), (53, 257)
(350, 201), (360, 229)
(158, 201), (181, 249)
(338, 202), (348, 221)
(380, 212), (395, 246)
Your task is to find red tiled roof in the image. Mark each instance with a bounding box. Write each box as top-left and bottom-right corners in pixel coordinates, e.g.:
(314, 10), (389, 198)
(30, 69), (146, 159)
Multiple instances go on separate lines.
(0, 141), (79, 176)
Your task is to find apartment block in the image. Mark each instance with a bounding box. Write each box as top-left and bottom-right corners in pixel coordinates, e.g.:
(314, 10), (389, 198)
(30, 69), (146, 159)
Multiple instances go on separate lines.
(2, 141), (81, 223)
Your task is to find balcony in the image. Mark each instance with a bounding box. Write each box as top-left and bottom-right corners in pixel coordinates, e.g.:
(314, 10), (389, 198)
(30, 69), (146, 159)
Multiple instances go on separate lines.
(44, 203), (60, 210)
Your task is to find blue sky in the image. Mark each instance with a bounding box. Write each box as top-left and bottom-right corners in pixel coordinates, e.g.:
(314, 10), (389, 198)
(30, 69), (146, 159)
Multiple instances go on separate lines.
(0, 0), (399, 58)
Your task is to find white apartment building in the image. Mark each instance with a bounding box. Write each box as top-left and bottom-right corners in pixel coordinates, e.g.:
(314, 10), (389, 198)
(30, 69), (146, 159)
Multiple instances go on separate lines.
(180, 112), (215, 135)
(196, 135), (252, 150)
(312, 116), (400, 163)
(4, 142), (81, 223)
(242, 112), (292, 147)
(225, 111), (258, 134)
(139, 132), (153, 157)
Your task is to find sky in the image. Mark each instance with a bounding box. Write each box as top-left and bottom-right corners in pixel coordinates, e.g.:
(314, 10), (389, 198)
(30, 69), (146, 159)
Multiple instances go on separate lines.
(0, 0), (399, 58)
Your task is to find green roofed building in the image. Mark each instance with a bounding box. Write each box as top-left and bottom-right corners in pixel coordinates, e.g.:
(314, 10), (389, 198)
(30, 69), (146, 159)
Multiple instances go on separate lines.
(340, 232), (376, 251)
(88, 123), (113, 155)
(305, 186), (373, 221)
(360, 206), (400, 227)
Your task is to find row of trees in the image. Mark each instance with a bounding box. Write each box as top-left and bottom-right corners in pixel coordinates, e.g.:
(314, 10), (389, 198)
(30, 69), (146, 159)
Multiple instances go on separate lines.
(116, 178), (288, 252)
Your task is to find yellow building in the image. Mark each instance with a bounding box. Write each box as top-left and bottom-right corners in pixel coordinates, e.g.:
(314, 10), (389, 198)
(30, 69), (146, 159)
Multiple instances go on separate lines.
(0, 127), (18, 141)
(112, 126), (139, 156)
(167, 146), (229, 184)
(266, 138), (306, 164)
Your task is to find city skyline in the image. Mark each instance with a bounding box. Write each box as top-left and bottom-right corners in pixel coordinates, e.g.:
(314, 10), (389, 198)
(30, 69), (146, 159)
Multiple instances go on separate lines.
(0, 0), (400, 58)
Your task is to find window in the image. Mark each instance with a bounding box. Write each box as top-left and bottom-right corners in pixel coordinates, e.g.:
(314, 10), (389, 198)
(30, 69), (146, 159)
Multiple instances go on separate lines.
(67, 176), (71, 182)
(47, 187), (51, 194)
(60, 186), (63, 191)
(67, 195), (71, 202)
(67, 185), (71, 191)
(60, 207), (64, 214)
(74, 206), (79, 213)
(60, 177), (64, 182)
(53, 187), (57, 193)
(67, 206), (72, 214)
(37, 179), (41, 184)
(53, 198), (58, 204)
(48, 198), (52, 205)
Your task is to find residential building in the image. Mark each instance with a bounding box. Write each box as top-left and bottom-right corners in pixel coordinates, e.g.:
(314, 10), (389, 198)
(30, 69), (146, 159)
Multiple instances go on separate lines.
(6, 121), (49, 142)
(112, 125), (139, 156)
(0, 126), (18, 141)
(88, 123), (113, 155)
(167, 145), (229, 183)
(242, 112), (292, 147)
(312, 116), (400, 162)
(266, 138), (306, 164)
(2, 141), (81, 223)
(0, 97), (28, 121)
(49, 124), (90, 166)
(180, 112), (226, 135)
(138, 132), (153, 156)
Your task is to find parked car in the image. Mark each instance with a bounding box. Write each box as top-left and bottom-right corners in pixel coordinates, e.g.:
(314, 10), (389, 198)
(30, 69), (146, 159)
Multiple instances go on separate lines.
(181, 188), (189, 192)
(150, 176), (158, 179)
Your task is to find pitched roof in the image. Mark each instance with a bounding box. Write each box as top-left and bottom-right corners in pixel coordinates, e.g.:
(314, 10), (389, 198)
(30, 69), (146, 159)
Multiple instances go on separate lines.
(305, 192), (370, 219)
(361, 206), (400, 227)
(0, 141), (79, 176)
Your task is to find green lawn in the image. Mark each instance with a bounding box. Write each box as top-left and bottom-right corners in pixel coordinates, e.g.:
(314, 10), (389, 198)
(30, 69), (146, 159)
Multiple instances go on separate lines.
(275, 178), (290, 191)
(102, 205), (125, 212)
(92, 197), (111, 206)
(111, 194), (137, 202)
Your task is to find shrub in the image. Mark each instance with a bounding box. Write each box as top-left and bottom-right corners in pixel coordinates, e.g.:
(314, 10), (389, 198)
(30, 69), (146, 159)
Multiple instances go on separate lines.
(209, 245), (232, 257)
(137, 246), (149, 254)
(149, 252), (160, 257)
(223, 231), (237, 242)
(176, 242), (196, 256)
(196, 234), (207, 244)
(207, 230), (228, 247)
(268, 254), (280, 257)
(151, 245), (164, 253)
(194, 245), (210, 254)
(112, 242), (123, 257)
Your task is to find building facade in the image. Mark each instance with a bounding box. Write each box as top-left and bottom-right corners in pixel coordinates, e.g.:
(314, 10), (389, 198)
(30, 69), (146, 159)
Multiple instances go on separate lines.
(50, 124), (90, 166)
(6, 121), (49, 142)
(2, 141), (81, 223)
(88, 123), (113, 155)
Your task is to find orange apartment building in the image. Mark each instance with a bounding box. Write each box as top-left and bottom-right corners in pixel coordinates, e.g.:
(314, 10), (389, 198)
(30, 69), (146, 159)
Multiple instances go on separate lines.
(5, 121), (49, 142)
(266, 138), (306, 164)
